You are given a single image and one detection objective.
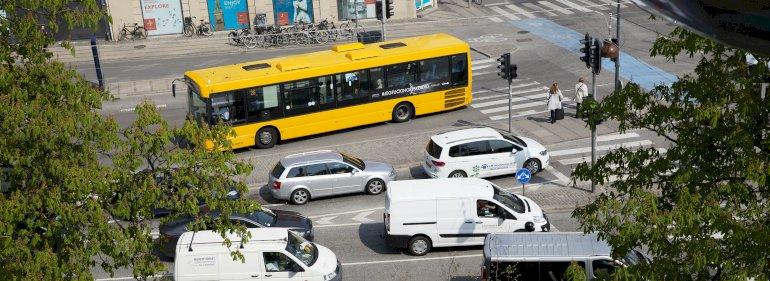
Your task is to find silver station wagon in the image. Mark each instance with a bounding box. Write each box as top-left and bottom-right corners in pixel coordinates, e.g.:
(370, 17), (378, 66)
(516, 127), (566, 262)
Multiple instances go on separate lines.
(268, 150), (396, 205)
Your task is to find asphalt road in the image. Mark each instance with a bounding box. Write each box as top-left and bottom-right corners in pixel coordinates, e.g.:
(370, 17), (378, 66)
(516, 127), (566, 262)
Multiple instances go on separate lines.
(85, 2), (694, 280)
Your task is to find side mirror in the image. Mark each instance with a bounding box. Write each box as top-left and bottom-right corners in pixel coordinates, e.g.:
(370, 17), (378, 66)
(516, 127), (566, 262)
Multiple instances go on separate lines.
(351, 169), (357, 175)
(172, 83), (176, 98)
(525, 221), (535, 232)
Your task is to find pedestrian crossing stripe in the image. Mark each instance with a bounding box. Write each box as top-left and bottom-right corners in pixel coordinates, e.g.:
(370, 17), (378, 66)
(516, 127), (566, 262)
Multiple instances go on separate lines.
(555, 0), (593, 12)
(481, 0), (632, 22)
(472, 88), (549, 106)
(538, 1), (574, 14)
(490, 6), (521, 20)
(522, 2), (557, 16)
(549, 140), (653, 157)
(505, 4), (536, 19)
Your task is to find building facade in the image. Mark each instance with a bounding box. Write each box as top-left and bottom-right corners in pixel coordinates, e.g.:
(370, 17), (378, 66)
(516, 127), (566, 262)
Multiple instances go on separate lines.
(104, 0), (419, 40)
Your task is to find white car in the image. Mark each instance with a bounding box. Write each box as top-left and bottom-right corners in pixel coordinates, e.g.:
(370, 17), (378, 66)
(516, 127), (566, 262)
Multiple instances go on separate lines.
(422, 127), (549, 178)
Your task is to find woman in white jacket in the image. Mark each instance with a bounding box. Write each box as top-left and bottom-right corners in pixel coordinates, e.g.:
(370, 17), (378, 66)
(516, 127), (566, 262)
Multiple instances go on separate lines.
(546, 82), (563, 124)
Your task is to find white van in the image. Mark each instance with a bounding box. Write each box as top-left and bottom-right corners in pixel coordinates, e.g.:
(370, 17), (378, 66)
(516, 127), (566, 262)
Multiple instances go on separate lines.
(384, 178), (550, 256)
(174, 228), (341, 281)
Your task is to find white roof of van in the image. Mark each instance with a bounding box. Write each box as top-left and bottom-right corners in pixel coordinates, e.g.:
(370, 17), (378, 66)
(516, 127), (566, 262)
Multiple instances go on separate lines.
(178, 228), (289, 246)
(431, 127), (502, 147)
(387, 178), (493, 202)
(484, 232), (612, 261)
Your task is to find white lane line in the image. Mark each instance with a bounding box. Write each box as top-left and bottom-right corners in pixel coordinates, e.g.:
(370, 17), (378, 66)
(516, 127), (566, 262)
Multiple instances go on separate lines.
(597, 132), (640, 142)
(352, 210), (376, 223)
(490, 109), (547, 120)
(481, 97), (573, 114)
(548, 140), (653, 157)
(472, 58), (495, 65)
(506, 4), (537, 19)
(314, 222), (377, 228)
(472, 89), (548, 107)
(471, 63), (494, 71)
(472, 70), (496, 77)
(490, 6), (521, 20)
(307, 207), (384, 219)
(472, 81), (540, 95)
(574, 0), (608, 10)
(343, 254), (483, 266)
(545, 167), (571, 184)
(314, 216), (338, 225)
(522, 3), (557, 16)
(538, 1), (574, 14)
(555, 0), (593, 12)
(489, 16), (504, 23)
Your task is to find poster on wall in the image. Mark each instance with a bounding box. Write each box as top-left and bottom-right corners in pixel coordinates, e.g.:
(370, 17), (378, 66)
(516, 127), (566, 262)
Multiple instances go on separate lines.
(273, 0), (314, 26)
(140, 0), (183, 36)
(207, 0), (249, 31)
(415, 0), (432, 10)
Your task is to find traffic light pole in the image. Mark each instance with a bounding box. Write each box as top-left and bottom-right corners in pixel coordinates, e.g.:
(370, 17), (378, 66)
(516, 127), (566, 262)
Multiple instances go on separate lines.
(590, 71), (597, 193)
(380, 0), (386, 41)
(508, 79), (512, 133)
(614, 0), (620, 91)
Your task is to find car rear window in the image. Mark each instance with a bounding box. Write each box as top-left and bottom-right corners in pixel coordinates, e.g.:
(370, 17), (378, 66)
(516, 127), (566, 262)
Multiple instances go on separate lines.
(271, 163), (286, 178)
(426, 140), (443, 158)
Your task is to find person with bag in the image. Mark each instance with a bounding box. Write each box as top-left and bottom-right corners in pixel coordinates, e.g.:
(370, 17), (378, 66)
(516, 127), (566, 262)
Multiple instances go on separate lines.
(574, 77), (588, 117)
(546, 82), (564, 124)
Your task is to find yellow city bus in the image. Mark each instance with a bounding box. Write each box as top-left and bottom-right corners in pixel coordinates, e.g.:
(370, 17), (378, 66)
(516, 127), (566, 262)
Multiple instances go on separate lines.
(175, 33), (472, 149)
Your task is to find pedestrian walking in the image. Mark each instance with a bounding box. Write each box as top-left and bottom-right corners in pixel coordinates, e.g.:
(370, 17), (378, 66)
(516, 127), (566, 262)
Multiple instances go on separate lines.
(547, 82), (564, 124)
(574, 77), (588, 117)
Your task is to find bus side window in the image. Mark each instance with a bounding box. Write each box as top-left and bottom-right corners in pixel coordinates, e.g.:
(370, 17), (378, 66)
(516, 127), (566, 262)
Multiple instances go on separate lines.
(282, 80), (317, 112)
(385, 62), (417, 88)
(246, 85), (279, 120)
(419, 57), (450, 82)
(450, 54), (468, 86)
(211, 92), (246, 124)
(316, 76), (334, 105)
(369, 67), (384, 90)
(336, 71), (367, 102)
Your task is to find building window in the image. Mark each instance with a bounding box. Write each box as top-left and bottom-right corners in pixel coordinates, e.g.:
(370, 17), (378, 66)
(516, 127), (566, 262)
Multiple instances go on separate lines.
(338, 0), (377, 20)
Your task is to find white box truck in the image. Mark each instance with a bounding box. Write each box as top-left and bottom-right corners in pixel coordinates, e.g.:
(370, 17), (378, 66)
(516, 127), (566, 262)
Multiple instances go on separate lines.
(174, 228), (341, 281)
(384, 178), (550, 256)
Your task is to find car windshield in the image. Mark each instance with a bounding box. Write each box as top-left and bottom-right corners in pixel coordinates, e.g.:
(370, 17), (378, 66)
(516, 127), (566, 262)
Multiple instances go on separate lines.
(502, 133), (527, 147)
(492, 185), (526, 213)
(286, 230), (318, 266)
(246, 209), (277, 227)
(340, 153), (365, 170)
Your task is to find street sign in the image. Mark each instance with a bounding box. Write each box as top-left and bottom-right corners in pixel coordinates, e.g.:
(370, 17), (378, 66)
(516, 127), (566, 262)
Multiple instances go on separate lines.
(515, 168), (531, 184)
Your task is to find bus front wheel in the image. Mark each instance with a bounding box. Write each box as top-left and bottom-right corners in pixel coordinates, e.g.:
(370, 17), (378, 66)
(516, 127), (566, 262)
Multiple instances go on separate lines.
(255, 127), (278, 149)
(392, 103), (414, 123)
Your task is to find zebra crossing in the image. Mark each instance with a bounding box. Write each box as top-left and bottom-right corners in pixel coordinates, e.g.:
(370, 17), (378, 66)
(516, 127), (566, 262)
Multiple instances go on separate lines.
(485, 0), (630, 23)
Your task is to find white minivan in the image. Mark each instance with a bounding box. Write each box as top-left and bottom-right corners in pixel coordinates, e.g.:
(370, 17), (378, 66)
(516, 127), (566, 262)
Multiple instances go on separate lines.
(174, 228), (341, 281)
(384, 178), (550, 256)
(422, 127), (550, 178)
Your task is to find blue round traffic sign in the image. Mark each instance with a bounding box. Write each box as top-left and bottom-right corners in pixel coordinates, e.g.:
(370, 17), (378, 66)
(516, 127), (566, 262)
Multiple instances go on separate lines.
(516, 168), (532, 184)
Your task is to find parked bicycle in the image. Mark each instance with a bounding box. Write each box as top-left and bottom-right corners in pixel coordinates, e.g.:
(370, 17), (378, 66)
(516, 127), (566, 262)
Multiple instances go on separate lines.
(228, 27), (251, 45)
(118, 23), (147, 41)
(184, 16), (213, 37)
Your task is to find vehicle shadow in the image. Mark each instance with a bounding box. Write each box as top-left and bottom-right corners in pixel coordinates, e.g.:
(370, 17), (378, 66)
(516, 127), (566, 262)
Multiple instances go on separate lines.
(357, 222), (401, 255)
(408, 165), (430, 179)
(256, 184), (283, 204)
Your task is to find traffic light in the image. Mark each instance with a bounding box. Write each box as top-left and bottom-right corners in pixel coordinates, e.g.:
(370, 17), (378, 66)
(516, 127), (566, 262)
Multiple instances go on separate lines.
(497, 53), (510, 80)
(376, 0), (383, 21)
(385, 0), (394, 19)
(509, 64), (518, 79)
(592, 38), (602, 75)
(580, 33), (592, 69)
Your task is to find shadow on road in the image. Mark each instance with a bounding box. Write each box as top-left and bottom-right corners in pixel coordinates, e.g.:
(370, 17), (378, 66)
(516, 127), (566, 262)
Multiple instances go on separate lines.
(357, 222), (401, 255)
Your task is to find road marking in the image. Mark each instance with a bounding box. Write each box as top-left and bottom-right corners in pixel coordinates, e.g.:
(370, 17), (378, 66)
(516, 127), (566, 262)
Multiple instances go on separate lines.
(597, 132), (640, 142)
(314, 222), (377, 228)
(523, 3), (557, 16)
(118, 103), (166, 112)
(480, 96), (572, 114)
(596, 0), (627, 8)
(574, 0), (608, 10)
(545, 167), (571, 184)
(472, 58), (495, 65)
(490, 109), (547, 120)
(490, 6), (521, 20)
(548, 140), (653, 157)
(472, 70), (496, 77)
(506, 4), (537, 19)
(537, 1), (574, 14)
(95, 274), (170, 281)
(352, 210), (376, 223)
(307, 207), (384, 219)
(554, 0), (593, 12)
(343, 254), (483, 266)
(314, 216), (338, 225)
(472, 88), (548, 107)
(483, 2), (508, 6)
(558, 147), (666, 165)
(472, 81), (540, 95)
(471, 63), (494, 71)
(489, 16), (504, 23)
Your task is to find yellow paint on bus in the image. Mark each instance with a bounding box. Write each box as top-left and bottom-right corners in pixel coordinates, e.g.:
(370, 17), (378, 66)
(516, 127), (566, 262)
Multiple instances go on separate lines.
(184, 33), (472, 149)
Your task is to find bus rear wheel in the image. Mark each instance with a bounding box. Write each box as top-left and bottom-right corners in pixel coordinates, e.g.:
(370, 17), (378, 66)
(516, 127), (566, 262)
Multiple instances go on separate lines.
(255, 127), (278, 149)
(392, 103), (413, 123)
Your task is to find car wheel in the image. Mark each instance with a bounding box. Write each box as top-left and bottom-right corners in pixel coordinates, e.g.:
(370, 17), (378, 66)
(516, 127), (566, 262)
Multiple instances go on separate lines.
(365, 179), (385, 195)
(524, 159), (542, 174)
(290, 189), (310, 205)
(448, 170), (467, 178)
(407, 236), (431, 256)
(391, 103), (413, 123)
(255, 127), (278, 149)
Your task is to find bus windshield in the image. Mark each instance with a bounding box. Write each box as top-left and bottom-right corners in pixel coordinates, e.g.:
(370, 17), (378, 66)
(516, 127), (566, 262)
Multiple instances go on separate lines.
(188, 85), (207, 124)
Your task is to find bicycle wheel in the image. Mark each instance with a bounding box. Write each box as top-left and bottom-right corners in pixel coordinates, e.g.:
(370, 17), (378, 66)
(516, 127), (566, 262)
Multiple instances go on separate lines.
(228, 31), (239, 45)
(201, 24), (213, 36)
(184, 25), (194, 37)
(136, 27), (148, 39)
(118, 29), (129, 41)
(315, 30), (329, 44)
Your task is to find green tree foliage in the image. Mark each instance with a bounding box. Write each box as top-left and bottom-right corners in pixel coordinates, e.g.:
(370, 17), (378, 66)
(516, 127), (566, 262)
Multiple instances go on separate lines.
(563, 261), (587, 281)
(571, 26), (770, 279)
(0, 1), (254, 279)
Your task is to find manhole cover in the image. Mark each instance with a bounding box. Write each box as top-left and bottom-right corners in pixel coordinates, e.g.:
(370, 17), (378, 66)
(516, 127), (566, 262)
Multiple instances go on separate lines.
(517, 30), (530, 34)
(134, 45), (146, 49)
(516, 38), (533, 43)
